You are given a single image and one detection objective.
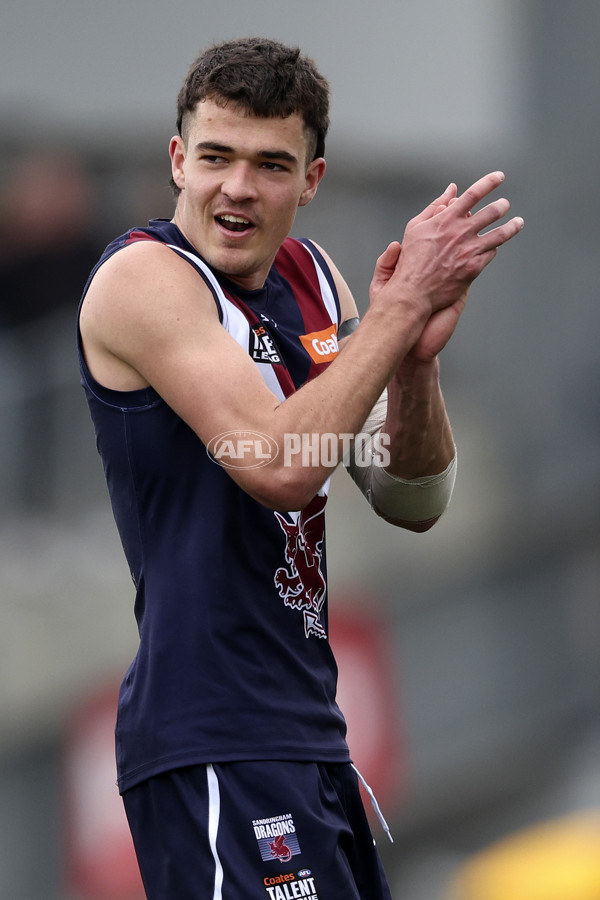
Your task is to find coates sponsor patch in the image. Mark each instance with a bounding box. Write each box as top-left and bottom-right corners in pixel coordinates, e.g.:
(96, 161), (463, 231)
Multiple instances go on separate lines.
(253, 814), (301, 863)
(263, 870), (319, 899)
(299, 325), (339, 363)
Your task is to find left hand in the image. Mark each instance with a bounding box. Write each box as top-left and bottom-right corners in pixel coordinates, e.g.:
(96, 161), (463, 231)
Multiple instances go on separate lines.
(405, 288), (469, 364)
(403, 193), (470, 364)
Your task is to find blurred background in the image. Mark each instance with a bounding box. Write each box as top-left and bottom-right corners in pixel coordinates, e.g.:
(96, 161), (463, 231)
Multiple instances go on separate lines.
(1, 1), (599, 897)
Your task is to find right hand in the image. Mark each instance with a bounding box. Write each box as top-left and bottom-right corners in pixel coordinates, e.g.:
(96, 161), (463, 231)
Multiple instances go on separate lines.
(372, 172), (524, 317)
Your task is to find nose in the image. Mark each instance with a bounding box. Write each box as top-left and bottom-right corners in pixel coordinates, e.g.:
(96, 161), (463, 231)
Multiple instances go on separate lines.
(221, 161), (258, 203)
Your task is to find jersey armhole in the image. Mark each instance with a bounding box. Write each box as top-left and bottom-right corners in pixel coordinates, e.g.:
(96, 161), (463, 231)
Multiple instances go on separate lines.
(297, 238), (342, 327)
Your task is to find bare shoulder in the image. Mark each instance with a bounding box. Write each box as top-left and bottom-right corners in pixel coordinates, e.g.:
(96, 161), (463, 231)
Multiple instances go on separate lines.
(82, 240), (216, 334)
(80, 239), (219, 390)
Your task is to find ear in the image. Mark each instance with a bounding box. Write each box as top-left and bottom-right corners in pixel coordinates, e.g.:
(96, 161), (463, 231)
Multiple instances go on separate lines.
(169, 135), (186, 192)
(298, 157), (326, 208)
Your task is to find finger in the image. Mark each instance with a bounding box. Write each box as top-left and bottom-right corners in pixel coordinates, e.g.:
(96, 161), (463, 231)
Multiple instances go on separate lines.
(376, 241), (402, 270)
(370, 241), (402, 291)
(449, 171), (506, 218)
(447, 196), (471, 217)
(470, 196), (512, 231)
(447, 196), (471, 212)
(476, 215), (525, 252)
(410, 182), (457, 225)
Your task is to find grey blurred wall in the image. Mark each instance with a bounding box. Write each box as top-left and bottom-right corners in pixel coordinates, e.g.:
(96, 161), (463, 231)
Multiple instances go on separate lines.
(1, 0), (523, 162)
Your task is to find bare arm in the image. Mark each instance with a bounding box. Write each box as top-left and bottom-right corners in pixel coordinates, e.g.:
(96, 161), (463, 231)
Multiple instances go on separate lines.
(80, 172), (523, 513)
(338, 174), (523, 528)
(80, 239), (422, 511)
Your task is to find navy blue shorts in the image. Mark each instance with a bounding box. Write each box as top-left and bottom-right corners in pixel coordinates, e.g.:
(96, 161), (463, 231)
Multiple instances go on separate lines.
(122, 760), (393, 900)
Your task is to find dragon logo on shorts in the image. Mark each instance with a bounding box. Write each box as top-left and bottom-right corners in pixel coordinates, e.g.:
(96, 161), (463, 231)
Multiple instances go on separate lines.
(269, 834), (292, 862)
(273, 495), (327, 639)
(253, 813), (301, 863)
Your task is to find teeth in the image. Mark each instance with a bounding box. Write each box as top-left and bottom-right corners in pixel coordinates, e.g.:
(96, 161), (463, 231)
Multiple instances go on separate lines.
(220, 214), (250, 224)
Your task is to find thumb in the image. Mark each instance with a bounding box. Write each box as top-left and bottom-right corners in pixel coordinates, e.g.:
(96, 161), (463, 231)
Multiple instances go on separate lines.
(370, 241), (402, 293)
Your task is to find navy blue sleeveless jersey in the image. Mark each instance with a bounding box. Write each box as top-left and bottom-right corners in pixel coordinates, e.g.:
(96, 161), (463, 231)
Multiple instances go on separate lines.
(77, 220), (350, 793)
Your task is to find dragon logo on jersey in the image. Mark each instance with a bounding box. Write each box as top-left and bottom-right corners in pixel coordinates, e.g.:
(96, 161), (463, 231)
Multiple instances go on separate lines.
(273, 495), (327, 639)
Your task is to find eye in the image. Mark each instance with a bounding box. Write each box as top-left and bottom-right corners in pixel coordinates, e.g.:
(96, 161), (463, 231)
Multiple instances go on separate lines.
(260, 161), (287, 172)
(201, 154), (228, 164)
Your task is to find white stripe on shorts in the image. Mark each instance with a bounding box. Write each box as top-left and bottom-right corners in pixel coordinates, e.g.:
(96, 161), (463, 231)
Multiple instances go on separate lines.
(206, 764), (224, 900)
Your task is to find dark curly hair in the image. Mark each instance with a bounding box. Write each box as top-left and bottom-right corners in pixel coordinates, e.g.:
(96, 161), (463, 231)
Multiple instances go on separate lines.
(174, 37), (330, 175)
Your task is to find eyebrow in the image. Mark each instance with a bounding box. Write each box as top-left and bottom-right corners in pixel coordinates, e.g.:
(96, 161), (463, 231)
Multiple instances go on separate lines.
(194, 141), (299, 165)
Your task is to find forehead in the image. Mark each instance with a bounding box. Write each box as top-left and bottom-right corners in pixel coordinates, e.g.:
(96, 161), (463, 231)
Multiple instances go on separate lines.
(186, 99), (309, 159)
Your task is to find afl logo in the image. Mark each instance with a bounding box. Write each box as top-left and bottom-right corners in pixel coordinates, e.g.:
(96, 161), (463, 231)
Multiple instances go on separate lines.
(206, 430), (279, 469)
(297, 870), (312, 878)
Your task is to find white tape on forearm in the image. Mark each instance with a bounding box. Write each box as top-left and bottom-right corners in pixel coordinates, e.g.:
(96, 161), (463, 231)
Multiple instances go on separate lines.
(361, 388), (388, 436)
(344, 389), (457, 522)
(368, 451), (457, 522)
(342, 390), (387, 502)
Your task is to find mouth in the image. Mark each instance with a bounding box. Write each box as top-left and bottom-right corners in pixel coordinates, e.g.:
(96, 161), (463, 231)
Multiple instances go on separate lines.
(215, 213), (254, 234)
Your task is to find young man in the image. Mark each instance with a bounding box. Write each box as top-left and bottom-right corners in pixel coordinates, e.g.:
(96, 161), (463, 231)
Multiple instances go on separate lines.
(78, 37), (523, 900)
